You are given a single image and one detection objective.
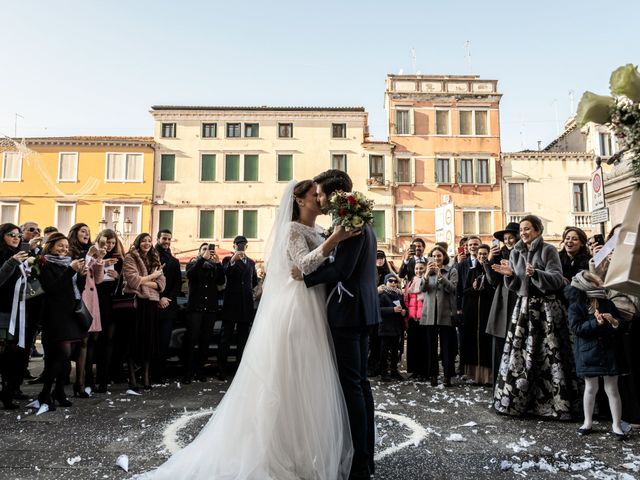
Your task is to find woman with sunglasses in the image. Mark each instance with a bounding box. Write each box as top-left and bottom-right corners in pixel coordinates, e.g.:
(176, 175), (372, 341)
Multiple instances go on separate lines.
(378, 273), (407, 381)
(0, 224), (29, 409)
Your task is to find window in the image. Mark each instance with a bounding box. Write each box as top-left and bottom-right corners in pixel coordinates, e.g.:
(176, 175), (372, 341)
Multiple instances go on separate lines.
(202, 123), (217, 138)
(199, 210), (214, 238)
(58, 152), (78, 182)
(278, 123), (293, 138)
(201, 154), (216, 182)
(396, 158), (412, 183)
(225, 154), (240, 181)
(0, 202), (19, 223)
(459, 159), (474, 183)
(372, 211), (385, 241)
(478, 211), (492, 234)
(2, 152), (22, 181)
(476, 158), (489, 184)
(223, 210), (258, 239)
(105, 153), (143, 182)
(226, 123), (241, 138)
(369, 155), (384, 183)
(459, 110), (489, 135)
(331, 154), (347, 172)
(435, 158), (450, 183)
(508, 183), (525, 212)
(435, 110), (450, 135)
(599, 132), (613, 156)
(160, 154), (175, 181)
(55, 203), (76, 235)
(395, 110), (410, 134)
(244, 123), (259, 138)
(159, 210), (174, 232)
(332, 123), (346, 138)
(463, 211), (476, 235)
(161, 123), (176, 138)
(103, 204), (142, 235)
(397, 211), (412, 235)
(277, 154), (293, 182)
(243, 154), (259, 181)
(573, 183), (587, 212)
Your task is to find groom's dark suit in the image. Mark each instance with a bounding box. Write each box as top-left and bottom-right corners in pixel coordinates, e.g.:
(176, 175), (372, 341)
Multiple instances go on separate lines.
(304, 224), (379, 478)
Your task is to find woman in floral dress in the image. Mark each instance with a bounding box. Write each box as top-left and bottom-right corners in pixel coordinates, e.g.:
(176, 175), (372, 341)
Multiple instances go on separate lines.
(491, 215), (578, 419)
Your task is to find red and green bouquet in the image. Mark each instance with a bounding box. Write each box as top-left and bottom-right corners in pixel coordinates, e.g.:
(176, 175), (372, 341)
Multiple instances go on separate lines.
(327, 191), (375, 231)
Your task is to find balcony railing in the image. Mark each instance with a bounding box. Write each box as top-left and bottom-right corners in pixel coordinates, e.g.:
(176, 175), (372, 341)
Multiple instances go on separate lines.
(506, 212), (529, 224)
(571, 212), (592, 229)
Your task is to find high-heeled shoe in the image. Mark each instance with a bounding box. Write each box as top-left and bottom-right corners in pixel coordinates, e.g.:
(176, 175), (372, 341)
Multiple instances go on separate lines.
(52, 390), (73, 407)
(37, 392), (56, 412)
(73, 384), (90, 398)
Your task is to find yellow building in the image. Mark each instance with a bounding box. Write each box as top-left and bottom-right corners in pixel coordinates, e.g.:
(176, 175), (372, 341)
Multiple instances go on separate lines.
(0, 136), (155, 242)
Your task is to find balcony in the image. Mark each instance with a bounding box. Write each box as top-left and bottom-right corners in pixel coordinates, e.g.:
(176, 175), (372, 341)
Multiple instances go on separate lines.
(506, 212), (529, 224)
(571, 212), (592, 229)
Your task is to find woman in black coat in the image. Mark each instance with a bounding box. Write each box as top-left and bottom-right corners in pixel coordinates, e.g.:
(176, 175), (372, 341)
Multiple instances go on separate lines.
(38, 233), (88, 410)
(0, 223), (29, 409)
(378, 273), (407, 382)
(184, 243), (225, 383)
(566, 271), (628, 440)
(559, 227), (591, 284)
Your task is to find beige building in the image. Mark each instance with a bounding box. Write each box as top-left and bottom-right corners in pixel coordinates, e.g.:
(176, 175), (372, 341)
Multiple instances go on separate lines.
(149, 106), (394, 259)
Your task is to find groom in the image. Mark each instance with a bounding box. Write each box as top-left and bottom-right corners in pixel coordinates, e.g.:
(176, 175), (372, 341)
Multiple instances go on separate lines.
(294, 169), (379, 480)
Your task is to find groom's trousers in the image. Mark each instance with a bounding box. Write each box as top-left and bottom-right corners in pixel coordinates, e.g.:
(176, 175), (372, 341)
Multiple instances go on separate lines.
(330, 326), (375, 478)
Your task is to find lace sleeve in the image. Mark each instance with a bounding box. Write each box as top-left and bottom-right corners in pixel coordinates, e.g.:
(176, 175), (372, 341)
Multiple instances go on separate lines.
(288, 224), (327, 275)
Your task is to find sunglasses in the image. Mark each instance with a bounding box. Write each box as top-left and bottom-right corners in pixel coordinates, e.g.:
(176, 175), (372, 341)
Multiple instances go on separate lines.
(26, 227), (41, 233)
(5, 232), (22, 238)
(387, 279), (398, 284)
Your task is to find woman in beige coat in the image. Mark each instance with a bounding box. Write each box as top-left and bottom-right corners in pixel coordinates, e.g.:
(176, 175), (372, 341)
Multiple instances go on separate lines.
(123, 233), (166, 391)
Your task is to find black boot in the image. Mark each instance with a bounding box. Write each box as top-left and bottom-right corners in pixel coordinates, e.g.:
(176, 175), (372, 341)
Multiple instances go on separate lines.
(1, 386), (18, 410)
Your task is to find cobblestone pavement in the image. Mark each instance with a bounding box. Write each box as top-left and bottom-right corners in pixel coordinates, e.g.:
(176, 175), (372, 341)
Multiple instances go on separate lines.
(1, 358), (638, 479)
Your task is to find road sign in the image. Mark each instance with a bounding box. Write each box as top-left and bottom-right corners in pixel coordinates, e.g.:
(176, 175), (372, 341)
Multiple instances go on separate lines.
(591, 167), (605, 210)
(591, 207), (610, 225)
(435, 203), (455, 255)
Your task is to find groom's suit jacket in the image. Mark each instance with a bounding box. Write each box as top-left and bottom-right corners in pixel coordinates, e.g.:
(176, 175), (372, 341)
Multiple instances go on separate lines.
(304, 224), (380, 328)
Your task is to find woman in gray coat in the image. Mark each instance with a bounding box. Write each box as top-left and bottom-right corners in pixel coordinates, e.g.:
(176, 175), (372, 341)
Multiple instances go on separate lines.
(420, 246), (458, 387)
(491, 215), (578, 420)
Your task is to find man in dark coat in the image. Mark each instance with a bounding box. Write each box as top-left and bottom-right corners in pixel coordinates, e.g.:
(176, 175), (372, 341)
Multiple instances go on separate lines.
(219, 235), (257, 380)
(298, 169), (379, 480)
(455, 235), (481, 376)
(155, 229), (182, 382)
(398, 237), (426, 282)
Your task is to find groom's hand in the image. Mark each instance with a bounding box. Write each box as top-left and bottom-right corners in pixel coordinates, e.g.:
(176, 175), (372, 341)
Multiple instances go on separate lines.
(291, 266), (303, 281)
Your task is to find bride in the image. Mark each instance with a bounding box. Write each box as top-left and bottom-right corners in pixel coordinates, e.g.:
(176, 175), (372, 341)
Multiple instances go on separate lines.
(137, 180), (356, 479)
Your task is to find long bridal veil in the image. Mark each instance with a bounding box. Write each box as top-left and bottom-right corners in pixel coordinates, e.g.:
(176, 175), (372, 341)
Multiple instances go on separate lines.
(138, 180), (353, 479)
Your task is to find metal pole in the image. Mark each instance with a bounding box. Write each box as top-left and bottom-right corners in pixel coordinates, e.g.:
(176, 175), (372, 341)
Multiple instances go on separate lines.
(595, 157), (606, 237)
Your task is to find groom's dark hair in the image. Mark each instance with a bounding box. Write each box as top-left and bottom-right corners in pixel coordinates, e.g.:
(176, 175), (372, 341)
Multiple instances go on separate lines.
(313, 169), (353, 196)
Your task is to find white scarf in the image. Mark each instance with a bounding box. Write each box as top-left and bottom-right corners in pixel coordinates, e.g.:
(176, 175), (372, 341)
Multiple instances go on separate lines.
(9, 261), (27, 348)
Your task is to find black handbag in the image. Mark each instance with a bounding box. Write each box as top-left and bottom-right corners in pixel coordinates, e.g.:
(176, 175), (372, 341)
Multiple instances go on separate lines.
(75, 299), (93, 331)
(25, 278), (44, 300)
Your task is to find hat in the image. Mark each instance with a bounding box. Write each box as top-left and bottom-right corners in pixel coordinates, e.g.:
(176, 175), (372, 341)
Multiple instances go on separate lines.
(376, 250), (386, 259)
(384, 273), (399, 283)
(233, 235), (248, 244)
(493, 222), (520, 242)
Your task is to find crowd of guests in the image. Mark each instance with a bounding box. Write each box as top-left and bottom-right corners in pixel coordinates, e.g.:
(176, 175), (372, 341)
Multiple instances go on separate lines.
(1, 215), (638, 441)
(0, 221), (258, 412)
(371, 215), (639, 440)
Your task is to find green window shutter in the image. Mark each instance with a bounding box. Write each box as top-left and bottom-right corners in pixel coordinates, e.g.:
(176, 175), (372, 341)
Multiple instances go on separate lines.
(199, 210), (214, 238)
(277, 154), (293, 181)
(158, 210), (174, 232)
(244, 154), (259, 181)
(224, 210), (238, 238)
(201, 154), (216, 181)
(225, 155), (240, 181)
(160, 154), (175, 181)
(243, 210), (258, 239)
(372, 211), (385, 241)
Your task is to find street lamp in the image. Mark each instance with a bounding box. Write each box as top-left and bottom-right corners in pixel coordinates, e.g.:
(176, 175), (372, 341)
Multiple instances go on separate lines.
(111, 207), (121, 224)
(123, 217), (133, 235)
(98, 218), (108, 231)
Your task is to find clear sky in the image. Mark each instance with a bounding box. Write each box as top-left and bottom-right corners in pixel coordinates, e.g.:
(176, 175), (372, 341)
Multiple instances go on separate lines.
(1, 0), (639, 151)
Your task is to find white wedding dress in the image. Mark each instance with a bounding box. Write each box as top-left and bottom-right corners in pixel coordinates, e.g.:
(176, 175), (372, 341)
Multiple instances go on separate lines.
(137, 181), (353, 480)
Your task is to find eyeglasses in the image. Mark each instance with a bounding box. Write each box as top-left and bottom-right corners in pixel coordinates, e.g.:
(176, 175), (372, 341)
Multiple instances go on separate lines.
(6, 233), (22, 238)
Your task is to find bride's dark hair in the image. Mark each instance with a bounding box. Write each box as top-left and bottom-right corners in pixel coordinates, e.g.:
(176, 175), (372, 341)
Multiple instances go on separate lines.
(292, 180), (315, 221)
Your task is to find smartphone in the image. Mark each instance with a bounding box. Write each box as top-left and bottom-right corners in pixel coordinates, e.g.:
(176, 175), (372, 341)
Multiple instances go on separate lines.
(19, 242), (30, 253)
(408, 244), (416, 255)
(492, 239), (500, 248)
(457, 246), (465, 255)
(208, 243), (216, 251)
(236, 243), (246, 252)
(593, 234), (605, 246)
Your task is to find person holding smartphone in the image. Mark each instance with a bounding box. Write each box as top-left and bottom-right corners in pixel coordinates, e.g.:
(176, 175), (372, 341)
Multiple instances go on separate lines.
(399, 237), (426, 282)
(219, 235), (258, 380)
(559, 227), (591, 285)
(184, 243), (226, 383)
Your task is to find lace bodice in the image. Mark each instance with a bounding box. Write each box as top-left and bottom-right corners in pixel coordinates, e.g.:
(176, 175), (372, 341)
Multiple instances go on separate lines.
(287, 222), (327, 275)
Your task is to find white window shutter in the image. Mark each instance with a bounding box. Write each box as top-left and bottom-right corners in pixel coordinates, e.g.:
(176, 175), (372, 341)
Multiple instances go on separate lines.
(409, 109), (415, 135)
(489, 157), (497, 185)
(411, 157), (416, 183)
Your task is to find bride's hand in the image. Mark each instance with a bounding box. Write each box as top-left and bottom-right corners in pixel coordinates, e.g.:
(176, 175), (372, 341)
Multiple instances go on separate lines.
(291, 266), (303, 281)
(331, 225), (362, 243)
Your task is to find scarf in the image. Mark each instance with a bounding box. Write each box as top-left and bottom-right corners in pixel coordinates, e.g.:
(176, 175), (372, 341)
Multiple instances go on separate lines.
(407, 276), (426, 301)
(571, 270), (608, 314)
(381, 285), (402, 297)
(9, 259), (27, 348)
(44, 255), (81, 300)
